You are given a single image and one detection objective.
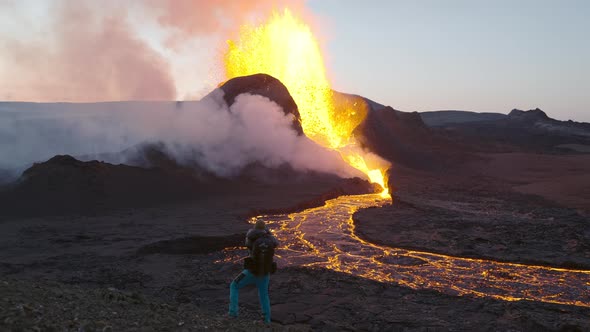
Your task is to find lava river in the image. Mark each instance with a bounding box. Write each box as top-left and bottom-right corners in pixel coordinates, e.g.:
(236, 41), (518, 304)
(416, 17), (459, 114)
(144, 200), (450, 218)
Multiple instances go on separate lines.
(223, 194), (590, 308)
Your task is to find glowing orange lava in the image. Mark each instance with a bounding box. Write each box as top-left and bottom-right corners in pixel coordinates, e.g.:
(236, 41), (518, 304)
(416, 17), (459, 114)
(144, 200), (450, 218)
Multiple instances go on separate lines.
(224, 9), (389, 196)
(221, 194), (590, 308)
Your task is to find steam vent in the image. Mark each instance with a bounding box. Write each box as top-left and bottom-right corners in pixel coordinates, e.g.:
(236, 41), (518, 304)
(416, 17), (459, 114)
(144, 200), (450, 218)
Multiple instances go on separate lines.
(219, 73), (304, 135)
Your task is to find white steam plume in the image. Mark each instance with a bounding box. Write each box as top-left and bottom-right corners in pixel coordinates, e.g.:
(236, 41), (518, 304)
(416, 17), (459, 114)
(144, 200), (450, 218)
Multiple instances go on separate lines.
(0, 92), (361, 181)
(161, 91), (359, 177)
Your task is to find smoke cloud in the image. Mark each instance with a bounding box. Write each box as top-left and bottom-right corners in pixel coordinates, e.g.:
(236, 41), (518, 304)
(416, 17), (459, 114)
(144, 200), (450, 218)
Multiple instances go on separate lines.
(0, 91), (361, 181)
(0, 0), (304, 102)
(150, 0), (304, 43)
(1, 1), (176, 102)
(0, 1), (358, 183)
(157, 90), (360, 177)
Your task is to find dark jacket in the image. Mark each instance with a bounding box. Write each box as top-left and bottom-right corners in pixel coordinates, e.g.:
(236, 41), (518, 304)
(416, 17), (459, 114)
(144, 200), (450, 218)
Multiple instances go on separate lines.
(245, 229), (279, 256)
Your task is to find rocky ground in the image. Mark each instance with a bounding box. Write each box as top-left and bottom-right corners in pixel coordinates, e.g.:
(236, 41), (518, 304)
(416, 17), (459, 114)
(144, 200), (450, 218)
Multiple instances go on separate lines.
(356, 153), (590, 269)
(0, 278), (311, 332)
(3, 256), (590, 332)
(0, 163), (376, 331)
(3, 72), (590, 331)
(2, 259), (590, 331)
(1, 152), (590, 331)
(1, 179), (590, 331)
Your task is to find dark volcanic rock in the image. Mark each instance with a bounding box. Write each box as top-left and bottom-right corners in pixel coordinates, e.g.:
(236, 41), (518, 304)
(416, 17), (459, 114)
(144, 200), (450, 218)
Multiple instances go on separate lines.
(420, 110), (508, 127)
(219, 73), (303, 135)
(355, 165), (590, 269)
(355, 107), (426, 167)
(137, 234), (244, 255)
(426, 108), (590, 153)
(0, 154), (379, 218)
(4, 268), (590, 332)
(0, 155), (210, 217)
(355, 106), (471, 170)
(508, 108), (549, 121)
(245, 176), (379, 217)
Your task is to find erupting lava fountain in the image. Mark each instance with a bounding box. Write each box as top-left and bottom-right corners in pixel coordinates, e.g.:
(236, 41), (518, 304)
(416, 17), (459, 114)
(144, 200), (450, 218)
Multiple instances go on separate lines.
(224, 9), (390, 197)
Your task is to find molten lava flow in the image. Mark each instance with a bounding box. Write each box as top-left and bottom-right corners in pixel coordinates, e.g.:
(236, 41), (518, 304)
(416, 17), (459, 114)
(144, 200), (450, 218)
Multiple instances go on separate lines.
(220, 194), (590, 308)
(224, 9), (389, 196)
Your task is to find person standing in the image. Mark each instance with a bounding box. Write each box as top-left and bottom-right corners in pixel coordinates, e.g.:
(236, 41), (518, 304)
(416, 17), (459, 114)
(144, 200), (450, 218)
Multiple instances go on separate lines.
(229, 220), (279, 325)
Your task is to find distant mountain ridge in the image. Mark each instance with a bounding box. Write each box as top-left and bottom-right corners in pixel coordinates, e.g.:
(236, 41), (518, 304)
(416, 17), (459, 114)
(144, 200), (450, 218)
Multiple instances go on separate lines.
(420, 110), (507, 127)
(420, 108), (589, 129)
(418, 108), (590, 153)
(2, 79), (589, 180)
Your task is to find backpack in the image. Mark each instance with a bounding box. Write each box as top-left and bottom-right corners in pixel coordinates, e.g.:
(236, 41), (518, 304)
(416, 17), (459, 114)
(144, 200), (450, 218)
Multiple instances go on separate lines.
(248, 235), (276, 276)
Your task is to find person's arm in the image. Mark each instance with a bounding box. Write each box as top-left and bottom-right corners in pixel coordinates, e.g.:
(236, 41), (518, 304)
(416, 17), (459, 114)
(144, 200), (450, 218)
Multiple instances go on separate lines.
(270, 234), (279, 248)
(245, 229), (253, 248)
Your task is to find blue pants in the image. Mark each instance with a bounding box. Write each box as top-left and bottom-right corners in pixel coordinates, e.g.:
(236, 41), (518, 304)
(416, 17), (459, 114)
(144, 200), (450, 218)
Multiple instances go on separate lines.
(229, 269), (271, 323)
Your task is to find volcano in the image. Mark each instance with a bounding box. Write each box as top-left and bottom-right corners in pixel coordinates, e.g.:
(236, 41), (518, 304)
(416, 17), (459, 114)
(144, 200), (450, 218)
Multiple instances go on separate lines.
(0, 74), (385, 217)
(2, 74), (589, 216)
(218, 73), (303, 135)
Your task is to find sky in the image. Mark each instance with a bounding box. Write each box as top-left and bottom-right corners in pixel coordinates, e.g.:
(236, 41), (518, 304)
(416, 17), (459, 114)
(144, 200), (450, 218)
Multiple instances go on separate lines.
(0, 0), (589, 122)
(308, 0), (590, 122)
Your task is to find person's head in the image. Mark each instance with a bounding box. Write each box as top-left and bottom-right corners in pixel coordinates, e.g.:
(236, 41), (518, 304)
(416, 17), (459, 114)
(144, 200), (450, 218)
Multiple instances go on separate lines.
(254, 220), (266, 230)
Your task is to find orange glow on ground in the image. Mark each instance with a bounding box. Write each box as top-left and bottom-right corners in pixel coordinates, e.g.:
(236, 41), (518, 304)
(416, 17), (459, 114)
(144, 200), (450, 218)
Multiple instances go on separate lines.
(220, 194), (590, 308)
